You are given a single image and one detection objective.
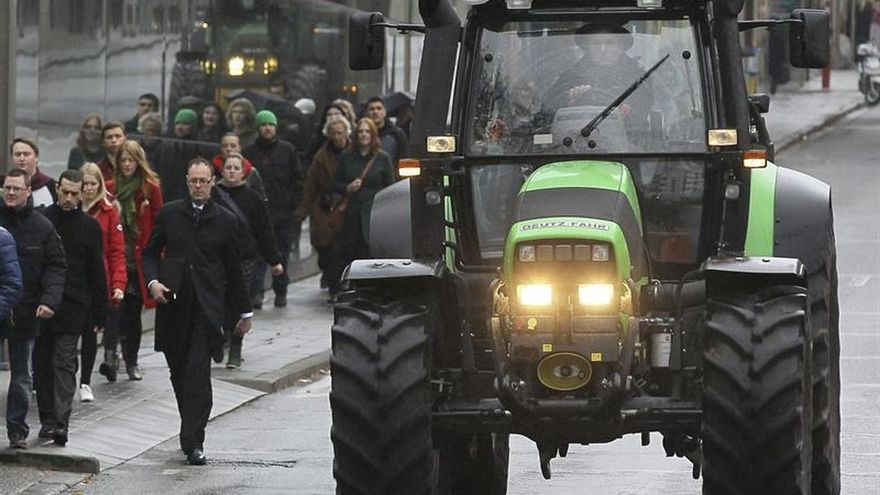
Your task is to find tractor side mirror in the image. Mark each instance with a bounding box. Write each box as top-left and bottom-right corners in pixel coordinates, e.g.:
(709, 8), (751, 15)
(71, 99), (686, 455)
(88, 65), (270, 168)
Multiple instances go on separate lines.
(789, 9), (830, 68)
(349, 12), (386, 71)
(748, 94), (770, 114)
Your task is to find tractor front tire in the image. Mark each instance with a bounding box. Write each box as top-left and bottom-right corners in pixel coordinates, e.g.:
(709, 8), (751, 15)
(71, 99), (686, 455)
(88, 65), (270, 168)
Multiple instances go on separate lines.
(809, 230), (841, 495)
(330, 291), (434, 495)
(702, 285), (813, 495)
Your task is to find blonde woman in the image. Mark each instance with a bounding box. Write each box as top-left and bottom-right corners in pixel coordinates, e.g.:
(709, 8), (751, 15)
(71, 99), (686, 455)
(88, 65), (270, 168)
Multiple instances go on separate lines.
(79, 163), (127, 393)
(106, 141), (163, 381)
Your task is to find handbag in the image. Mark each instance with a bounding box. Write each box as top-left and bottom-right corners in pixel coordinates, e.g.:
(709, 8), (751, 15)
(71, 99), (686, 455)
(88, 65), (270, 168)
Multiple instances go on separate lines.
(328, 153), (379, 232)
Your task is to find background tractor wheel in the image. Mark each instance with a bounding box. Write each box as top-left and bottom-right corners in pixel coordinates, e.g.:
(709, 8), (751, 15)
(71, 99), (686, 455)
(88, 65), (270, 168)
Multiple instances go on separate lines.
(330, 291), (434, 495)
(437, 433), (510, 495)
(702, 285), (813, 495)
(168, 61), (213, 118)
(809, 229), (841, 495)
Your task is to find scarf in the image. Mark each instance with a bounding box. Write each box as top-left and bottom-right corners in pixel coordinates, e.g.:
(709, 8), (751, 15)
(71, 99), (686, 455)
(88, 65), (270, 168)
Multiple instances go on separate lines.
(115, 172), (143, 235)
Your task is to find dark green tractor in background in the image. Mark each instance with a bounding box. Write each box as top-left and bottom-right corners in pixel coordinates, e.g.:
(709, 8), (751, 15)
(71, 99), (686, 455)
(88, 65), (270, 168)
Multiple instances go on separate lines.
(331, 0), (839, 494)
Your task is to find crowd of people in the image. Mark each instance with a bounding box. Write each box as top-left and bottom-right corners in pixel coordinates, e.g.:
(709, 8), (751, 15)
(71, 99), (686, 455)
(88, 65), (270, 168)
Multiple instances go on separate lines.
(0, 85), (414, 463)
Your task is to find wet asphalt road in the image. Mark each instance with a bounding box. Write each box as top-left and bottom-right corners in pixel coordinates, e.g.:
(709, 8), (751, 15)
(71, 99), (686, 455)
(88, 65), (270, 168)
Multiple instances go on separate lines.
(62, 105), (880, 494)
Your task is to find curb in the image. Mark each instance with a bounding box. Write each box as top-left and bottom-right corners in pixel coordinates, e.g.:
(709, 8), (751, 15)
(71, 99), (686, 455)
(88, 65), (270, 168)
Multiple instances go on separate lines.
(0, 450), (99, 475)
(218, 349), (330, 394)
(776, 100), (866, 153)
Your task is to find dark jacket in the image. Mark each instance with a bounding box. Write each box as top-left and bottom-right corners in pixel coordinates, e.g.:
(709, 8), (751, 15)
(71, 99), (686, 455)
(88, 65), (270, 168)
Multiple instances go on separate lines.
(217, 182), (282, 265)
(0, 199), (66, 339)
(243, 137), (304, 222)
(30, 170), (57, 208)
(140, 135), (220, 203)
(0, 226), (22, 323)
(296, 140), (346, 247)
(143, 199), (250, 353)
(378, 120), (408, 166)
(42, 205), (108, 333)
(66, 146), (106, 171)
(333, 149), (394, 246)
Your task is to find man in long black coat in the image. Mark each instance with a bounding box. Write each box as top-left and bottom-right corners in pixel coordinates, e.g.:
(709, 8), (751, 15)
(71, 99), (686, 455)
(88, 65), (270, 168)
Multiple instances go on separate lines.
(38, 169), (107, 446)
(143, 158), (251, 466)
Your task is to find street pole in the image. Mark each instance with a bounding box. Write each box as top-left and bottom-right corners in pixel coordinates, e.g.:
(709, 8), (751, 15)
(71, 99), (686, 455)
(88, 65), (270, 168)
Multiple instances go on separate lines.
(0, 0), (16, 172)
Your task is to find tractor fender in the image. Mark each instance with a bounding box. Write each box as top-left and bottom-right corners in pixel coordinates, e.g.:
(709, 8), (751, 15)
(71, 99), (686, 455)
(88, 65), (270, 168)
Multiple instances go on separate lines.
(369, 179), (413, 259)
(702, 255), (806, 292)
(342, 258), (445, 282)
(774, 166), (833, 274)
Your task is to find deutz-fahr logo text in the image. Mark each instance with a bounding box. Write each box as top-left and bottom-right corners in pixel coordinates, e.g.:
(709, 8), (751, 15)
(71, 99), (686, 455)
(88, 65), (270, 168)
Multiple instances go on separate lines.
(520, 220), (610, 232)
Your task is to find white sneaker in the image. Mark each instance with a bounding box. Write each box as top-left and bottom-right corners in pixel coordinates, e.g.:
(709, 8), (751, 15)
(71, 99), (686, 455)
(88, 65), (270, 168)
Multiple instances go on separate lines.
(80, 384), (95, 403)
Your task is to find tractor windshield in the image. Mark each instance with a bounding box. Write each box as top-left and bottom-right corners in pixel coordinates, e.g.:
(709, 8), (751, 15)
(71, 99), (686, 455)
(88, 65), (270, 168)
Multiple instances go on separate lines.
(466, 18), (706, 156)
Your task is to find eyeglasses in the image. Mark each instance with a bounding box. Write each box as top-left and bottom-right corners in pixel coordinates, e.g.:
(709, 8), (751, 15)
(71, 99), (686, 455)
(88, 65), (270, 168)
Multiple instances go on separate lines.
(3, 186), (27, 194)
(83, 125), (101, 130)
(186, 178), (212, 186)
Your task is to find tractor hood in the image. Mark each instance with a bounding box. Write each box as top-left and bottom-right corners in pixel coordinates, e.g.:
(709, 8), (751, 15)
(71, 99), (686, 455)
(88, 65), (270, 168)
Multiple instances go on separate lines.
(503, 161), (646, 281)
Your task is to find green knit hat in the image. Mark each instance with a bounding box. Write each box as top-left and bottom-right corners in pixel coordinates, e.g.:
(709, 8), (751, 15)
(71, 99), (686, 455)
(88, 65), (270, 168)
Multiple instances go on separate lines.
(255, 110), (278, 127)
(174, 108), (198, 126)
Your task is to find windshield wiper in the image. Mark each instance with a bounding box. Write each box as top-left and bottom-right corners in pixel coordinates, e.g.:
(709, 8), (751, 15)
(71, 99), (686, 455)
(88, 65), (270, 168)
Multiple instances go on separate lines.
(579, 53), (671, 139)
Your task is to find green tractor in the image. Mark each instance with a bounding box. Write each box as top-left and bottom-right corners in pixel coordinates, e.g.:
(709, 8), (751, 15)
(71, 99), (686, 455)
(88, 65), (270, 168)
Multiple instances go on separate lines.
(331, 0), (839, 494)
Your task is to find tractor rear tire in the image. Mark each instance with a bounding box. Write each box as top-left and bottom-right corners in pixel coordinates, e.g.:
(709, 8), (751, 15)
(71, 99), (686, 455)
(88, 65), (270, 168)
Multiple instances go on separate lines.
(809, 230), (841, 495)
(330, 291), (434, 495)
(437, 433), (510, 495)
(168, 61), (213, 118)
(702, 285), (813, 495)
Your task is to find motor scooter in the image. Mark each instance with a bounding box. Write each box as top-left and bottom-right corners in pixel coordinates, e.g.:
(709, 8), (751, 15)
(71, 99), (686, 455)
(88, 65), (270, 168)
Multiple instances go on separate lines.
(857, 42), (880, 105)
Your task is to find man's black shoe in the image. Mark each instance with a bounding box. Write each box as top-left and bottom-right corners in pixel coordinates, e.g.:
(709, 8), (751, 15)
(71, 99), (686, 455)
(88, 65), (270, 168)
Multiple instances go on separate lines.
(212, 347), (224, 364)
(274, 295), (287, 308)
(37, 425), (54, 439)
(187, 448), (207, 466)
(52, 428), (68, 446)
(99, 362), (117, 382)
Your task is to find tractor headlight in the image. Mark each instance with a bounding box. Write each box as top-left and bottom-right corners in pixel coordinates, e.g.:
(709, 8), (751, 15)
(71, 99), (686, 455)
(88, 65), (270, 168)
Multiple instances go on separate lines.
(228, 56), (245, 76)
(517, 284), (552, 306)
(578, 284), (614, 306)
(592, 245), (610, 262)
(518, 245), (536, 262)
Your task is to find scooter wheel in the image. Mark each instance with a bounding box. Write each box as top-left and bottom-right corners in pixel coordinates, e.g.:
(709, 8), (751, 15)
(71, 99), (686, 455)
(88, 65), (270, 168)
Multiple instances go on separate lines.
(866, 82), (880, 105)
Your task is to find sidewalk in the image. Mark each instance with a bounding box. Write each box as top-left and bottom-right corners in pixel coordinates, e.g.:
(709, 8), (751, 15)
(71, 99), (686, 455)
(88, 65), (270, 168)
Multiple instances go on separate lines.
(765, 69), (865, 153)
(0, 69), (869, 495)
(0, 273), (332, 494)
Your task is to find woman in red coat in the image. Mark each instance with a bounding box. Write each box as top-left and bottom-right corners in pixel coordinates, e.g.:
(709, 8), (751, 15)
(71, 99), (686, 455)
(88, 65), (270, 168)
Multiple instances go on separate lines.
(79, 163), (127, 393)
(106, 141), (163, 381)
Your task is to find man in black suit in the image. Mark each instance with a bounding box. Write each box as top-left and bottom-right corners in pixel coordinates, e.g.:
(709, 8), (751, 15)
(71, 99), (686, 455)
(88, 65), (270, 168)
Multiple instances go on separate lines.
(143, 158), (251, 466)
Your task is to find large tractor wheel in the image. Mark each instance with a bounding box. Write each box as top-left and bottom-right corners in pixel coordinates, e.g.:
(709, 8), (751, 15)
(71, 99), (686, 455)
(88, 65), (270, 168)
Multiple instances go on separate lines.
(437, 433), (510, 495)
(168, 61), (213, 118)
(809, 230), (841, 495)
(330, 291), (434, 495)
(702, 285), (813, 495)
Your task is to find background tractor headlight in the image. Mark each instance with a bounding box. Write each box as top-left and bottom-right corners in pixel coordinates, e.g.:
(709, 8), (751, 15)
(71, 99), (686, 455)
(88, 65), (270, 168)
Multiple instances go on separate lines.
(228, 56), (245, 76)
(578, 284), (614, 306)
(592, 245), (610, 262)
(517, 284), (552, 306)
(519, 245), (536, 262)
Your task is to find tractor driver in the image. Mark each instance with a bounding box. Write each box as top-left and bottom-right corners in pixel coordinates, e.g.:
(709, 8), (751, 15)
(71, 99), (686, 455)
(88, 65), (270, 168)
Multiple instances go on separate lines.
(542, 23), (654, 138)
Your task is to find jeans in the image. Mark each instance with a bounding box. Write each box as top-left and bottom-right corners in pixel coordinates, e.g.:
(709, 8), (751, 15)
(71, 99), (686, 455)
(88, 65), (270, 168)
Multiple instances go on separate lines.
(6, 338), (34, 438)
(98, 307), (121, 368)
(119, 277), (144, 366)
